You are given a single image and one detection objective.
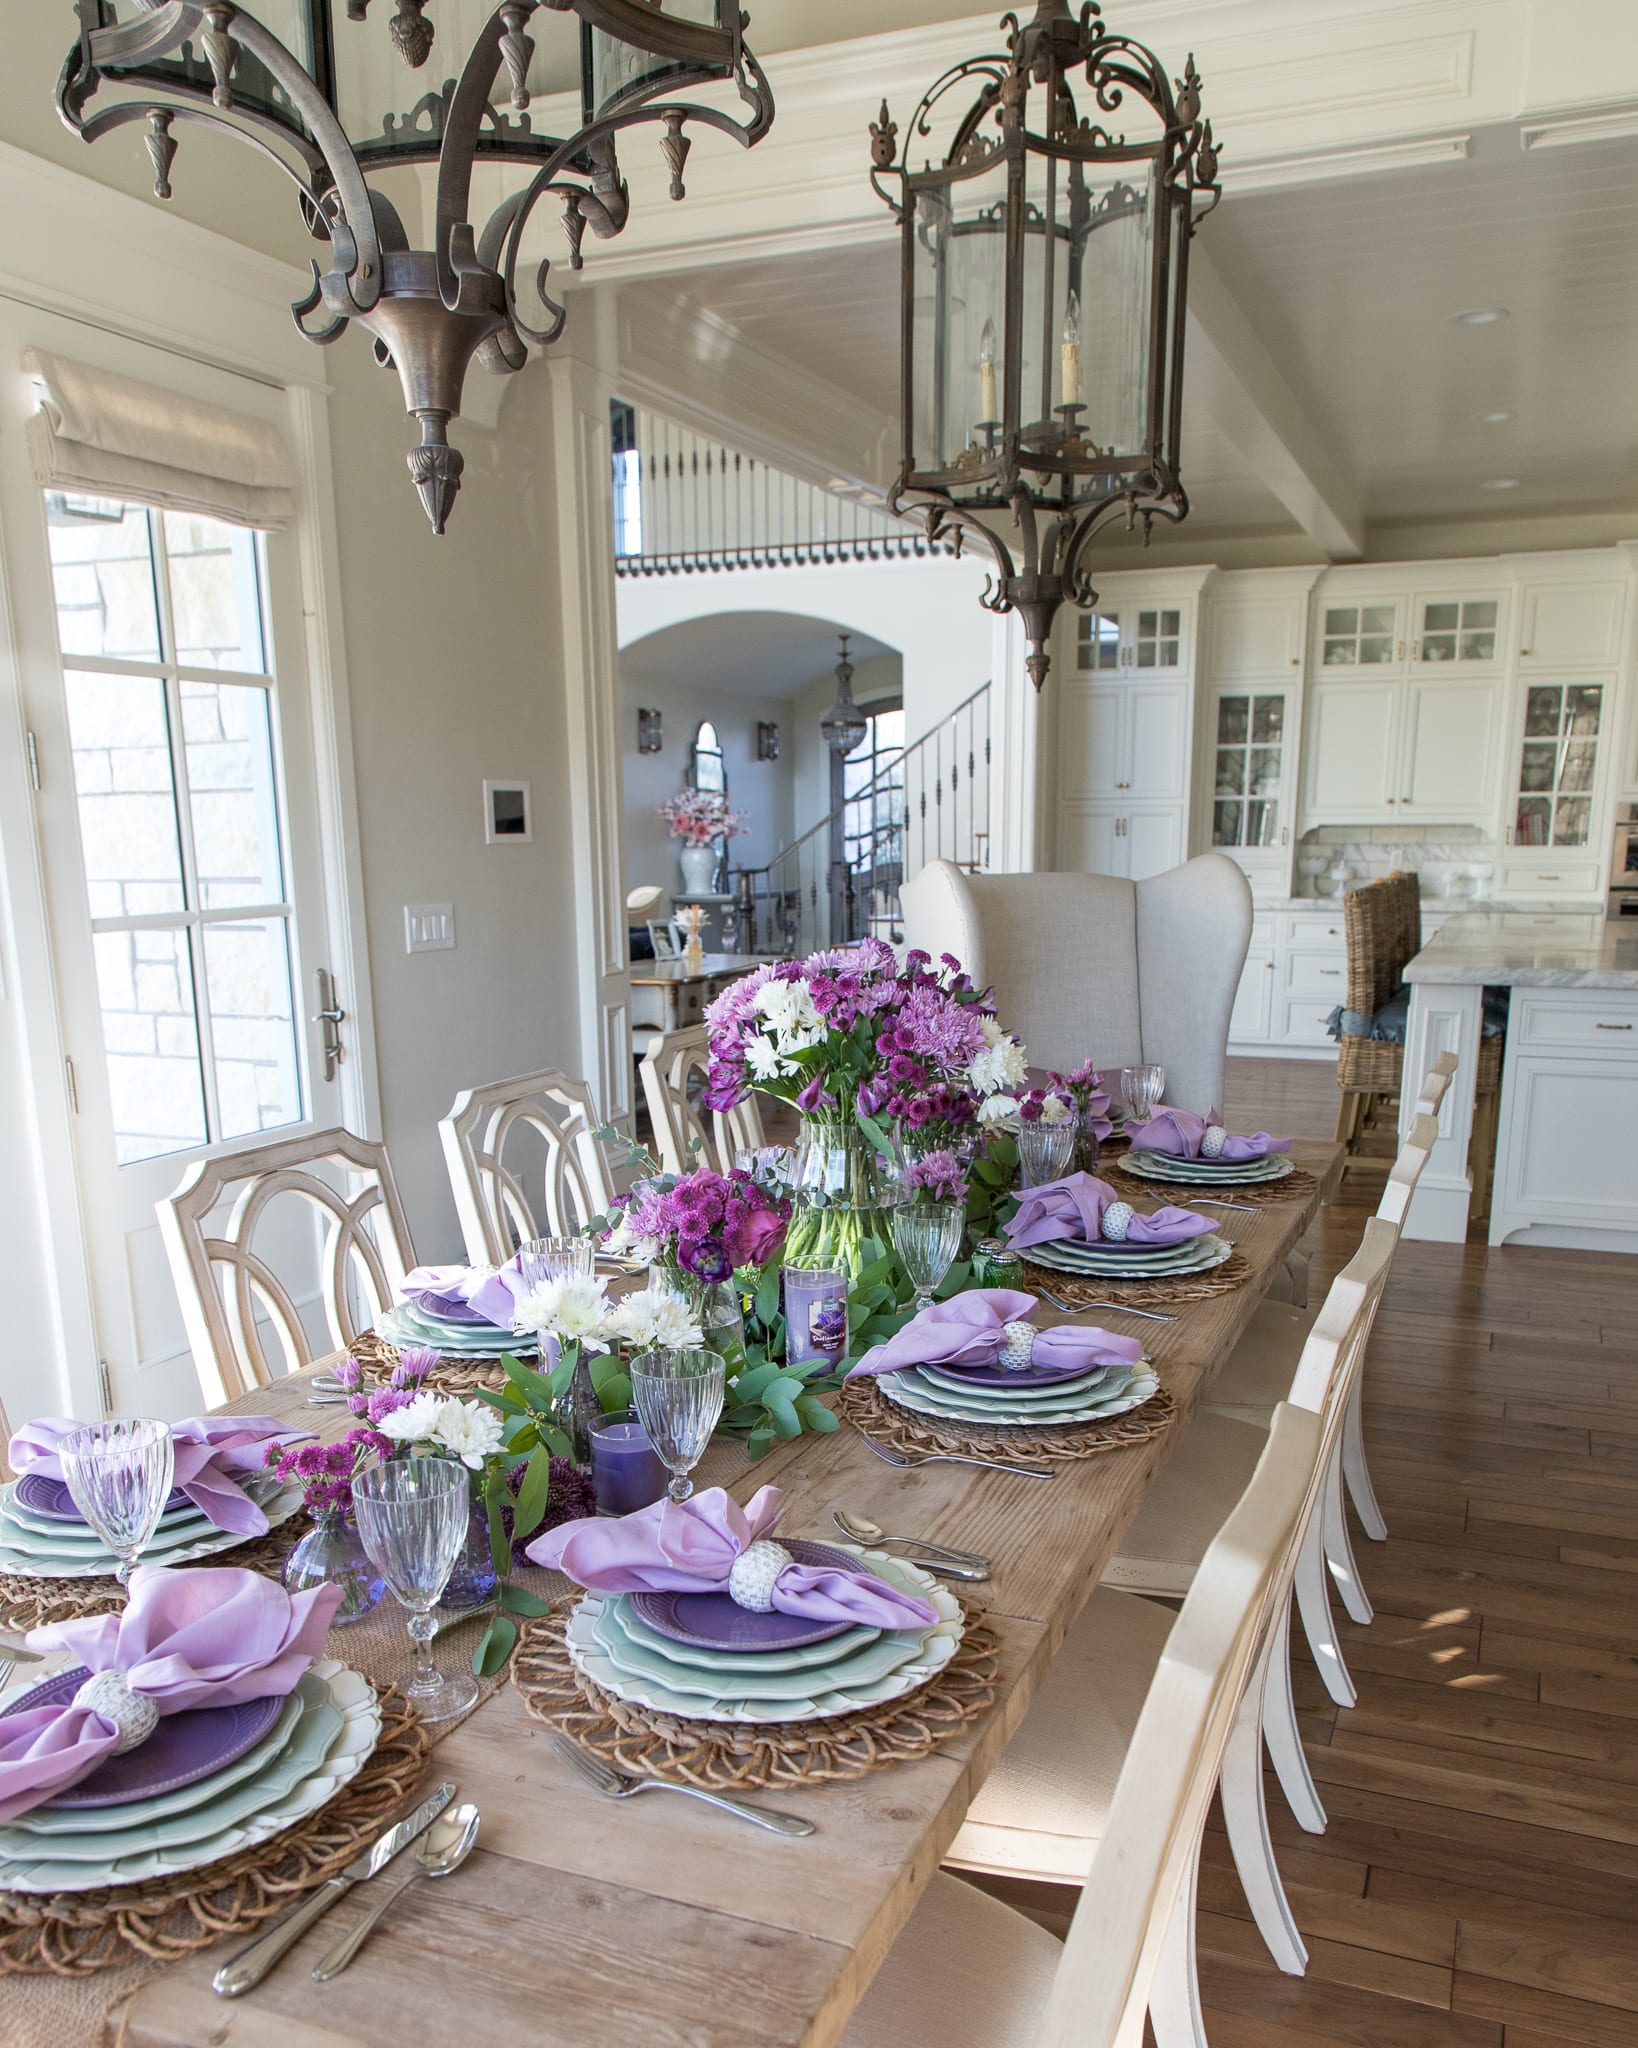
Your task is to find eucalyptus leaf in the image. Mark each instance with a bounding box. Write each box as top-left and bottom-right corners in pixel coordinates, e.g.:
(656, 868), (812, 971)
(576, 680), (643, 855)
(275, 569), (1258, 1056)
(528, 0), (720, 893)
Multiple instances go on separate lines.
(512, 1444), (554, 1542)
(498, 1583), (553, 1618)
(472, 1613), (519, 1677)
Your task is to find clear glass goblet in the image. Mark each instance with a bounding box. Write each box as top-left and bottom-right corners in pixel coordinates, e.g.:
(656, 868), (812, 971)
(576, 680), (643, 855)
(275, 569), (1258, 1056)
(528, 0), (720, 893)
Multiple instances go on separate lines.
(1118, 1063), (1167, 1124)
(1017, 1121), (1076, 1189)
(352, 1456), (480, 1723)
(630, 1349), (726, 1504)
(59, 1420), (175, 1587)
(892, 1201), (965, 1313)
(519, 1235), (595, 1290)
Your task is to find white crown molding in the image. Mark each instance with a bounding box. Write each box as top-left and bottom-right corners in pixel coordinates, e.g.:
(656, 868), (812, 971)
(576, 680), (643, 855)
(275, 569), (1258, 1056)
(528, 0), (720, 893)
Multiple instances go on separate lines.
(1230, 133), (1473, 192)
(1519, 105), (1638, 151)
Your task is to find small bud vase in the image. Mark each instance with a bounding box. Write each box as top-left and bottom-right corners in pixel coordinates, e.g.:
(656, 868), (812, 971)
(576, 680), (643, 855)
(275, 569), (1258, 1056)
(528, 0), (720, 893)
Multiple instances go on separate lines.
(281, 1509), (384, 1625)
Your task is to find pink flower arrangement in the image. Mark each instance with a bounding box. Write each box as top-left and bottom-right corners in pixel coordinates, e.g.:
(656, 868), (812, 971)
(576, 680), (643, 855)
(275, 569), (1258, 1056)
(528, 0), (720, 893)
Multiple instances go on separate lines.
(901, 1148), (968, 1205)
(266, 1427), (392, 1518)
(1047, 1059), (1114, 1140)
(604, 1165), (791, 1284)
(659, 788), (747, 846)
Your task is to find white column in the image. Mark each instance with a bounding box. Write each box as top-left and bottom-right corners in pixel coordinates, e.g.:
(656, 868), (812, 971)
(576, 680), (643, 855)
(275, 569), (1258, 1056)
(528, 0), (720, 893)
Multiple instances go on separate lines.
(1399, 976), (1482, 1240)
(548, 303), (632, 1126)
(990, 610), (1043, 873)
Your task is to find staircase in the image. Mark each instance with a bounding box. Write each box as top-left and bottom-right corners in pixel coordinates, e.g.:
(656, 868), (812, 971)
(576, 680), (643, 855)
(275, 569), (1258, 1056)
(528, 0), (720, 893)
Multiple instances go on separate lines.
(728, 685), (992, 957)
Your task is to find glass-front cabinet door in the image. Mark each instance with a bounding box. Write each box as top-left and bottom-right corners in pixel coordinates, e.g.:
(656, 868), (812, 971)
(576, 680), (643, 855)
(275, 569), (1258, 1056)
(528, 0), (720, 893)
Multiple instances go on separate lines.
(1075, 608), (1123, 672)
(1133, 606), (1182, 671)
(1211, 691), (1287, 850)
(1412, 592), (1504, 670)
(1319, 600), (1401, 669)
(1512, 681), (1603, 849)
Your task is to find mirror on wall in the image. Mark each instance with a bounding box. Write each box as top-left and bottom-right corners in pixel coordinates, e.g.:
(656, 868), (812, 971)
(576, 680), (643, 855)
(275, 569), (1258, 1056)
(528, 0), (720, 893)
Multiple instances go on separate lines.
(689, 718), (726, 797)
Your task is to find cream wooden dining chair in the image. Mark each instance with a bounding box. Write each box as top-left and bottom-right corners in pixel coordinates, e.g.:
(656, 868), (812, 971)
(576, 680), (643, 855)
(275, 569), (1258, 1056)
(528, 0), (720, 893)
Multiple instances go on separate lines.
(839, 1403), (1323, 2048)
(157, 1129), (416, 1407)
(439, 1068), (616, 1265)
(935, 1240), (1390, 2005)
(639, 1025), (765, 1177)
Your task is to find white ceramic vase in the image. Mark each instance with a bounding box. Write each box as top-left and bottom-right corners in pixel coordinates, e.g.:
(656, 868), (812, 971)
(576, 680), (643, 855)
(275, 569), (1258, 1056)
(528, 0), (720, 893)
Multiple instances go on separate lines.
(677, 841), (717, 893)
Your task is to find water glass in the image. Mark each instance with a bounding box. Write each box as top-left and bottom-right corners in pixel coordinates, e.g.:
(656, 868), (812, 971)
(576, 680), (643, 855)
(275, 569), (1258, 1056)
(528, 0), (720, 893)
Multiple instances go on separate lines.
(519, 1235), (595, 1290)
(630, 1350), (726, 1504)
(353, 1457), (480, 1723)
(59, 1420), (175, 1587)
(892, 1202), (965, 1313)
(1017, 1121), (1075, 1189)
(1118, 1063), (1166, 1123)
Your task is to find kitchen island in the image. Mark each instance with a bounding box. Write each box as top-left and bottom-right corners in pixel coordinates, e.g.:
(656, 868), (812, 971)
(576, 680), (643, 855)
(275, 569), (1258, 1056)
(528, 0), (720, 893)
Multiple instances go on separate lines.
(1400, 912), (1638, 1247)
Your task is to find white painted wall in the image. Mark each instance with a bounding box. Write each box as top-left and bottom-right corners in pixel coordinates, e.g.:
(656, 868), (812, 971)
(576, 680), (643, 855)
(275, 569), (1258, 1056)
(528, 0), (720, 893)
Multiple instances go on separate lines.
(615, 556), (995, 749)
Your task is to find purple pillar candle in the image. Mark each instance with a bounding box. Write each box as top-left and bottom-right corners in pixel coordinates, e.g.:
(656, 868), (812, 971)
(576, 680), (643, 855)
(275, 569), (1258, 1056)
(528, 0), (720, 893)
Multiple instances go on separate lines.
(783, 1262), (849, 1367)
(589, 1412), (670, 1517)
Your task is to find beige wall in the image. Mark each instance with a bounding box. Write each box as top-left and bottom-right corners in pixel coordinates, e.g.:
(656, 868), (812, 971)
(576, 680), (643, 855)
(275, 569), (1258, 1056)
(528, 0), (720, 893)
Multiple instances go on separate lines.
(325, 348), (583, 1261)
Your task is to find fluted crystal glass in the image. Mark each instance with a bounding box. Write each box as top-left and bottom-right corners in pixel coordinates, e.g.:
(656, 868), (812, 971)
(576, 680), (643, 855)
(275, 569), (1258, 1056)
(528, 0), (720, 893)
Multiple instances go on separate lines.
(519, 1234), (595, 1290)
(59, 1419), (175, 1588)
(893, 1201), (965, 1313)
(353, 1456), (480, 1722)
(1118, 1063), (1166, 1123)
(630, 1350), (726, 1504)
(1017, 1121), (1075, 1189)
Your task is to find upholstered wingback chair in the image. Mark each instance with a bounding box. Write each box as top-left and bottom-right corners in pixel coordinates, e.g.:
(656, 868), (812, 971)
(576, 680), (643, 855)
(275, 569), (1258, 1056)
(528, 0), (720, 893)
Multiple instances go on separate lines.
(901, 856), (1253, 1115)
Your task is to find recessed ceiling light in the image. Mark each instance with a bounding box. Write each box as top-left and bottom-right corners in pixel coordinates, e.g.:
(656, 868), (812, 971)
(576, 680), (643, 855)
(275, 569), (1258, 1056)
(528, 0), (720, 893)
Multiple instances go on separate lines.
(1452, 307), (1509, 325)
(1472, 409), (1514, 424)
(1479, 477), (1521, 491)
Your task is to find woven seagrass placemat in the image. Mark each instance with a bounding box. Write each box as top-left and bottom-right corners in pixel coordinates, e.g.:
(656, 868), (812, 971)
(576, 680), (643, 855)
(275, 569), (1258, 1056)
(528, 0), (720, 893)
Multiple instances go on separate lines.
(351, 1328), (507, 1397)
(512, 1597), (999, 1792)
(1019, 1245), (1252, 1308)
(0, 1524), (297, 1633)
(1111, 1157), (1321, 1207)
(836, 1371), (1174, 1464)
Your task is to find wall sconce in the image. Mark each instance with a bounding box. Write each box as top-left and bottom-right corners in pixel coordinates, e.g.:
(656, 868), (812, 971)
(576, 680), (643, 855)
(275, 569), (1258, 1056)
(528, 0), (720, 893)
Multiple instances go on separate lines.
(637, 707), (663, 754)
(756, 720), (781, 761)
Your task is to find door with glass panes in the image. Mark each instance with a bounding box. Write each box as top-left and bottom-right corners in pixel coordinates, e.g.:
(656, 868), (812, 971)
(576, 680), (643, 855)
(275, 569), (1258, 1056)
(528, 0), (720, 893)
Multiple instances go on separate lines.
(7, 347), (349, 1418)
(1205, 686), (1293, 890)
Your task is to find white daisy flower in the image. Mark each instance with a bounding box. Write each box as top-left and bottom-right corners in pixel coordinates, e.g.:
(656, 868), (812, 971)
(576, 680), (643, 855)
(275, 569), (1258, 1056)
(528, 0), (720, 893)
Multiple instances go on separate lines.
(511, 1274), (616, 1353)
(374, 1391), (447, 1447)
(431, 1399), (507, 1469)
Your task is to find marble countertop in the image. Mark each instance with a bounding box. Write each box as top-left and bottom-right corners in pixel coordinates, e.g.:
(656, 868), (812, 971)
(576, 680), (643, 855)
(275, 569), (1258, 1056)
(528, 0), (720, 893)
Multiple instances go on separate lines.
(1405, 911), (1638, 989)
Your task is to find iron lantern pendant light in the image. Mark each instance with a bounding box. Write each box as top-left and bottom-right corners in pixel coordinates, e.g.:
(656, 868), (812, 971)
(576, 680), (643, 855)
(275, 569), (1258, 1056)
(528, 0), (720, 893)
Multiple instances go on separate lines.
(56, 2), (774, 533)
(869, 0), (1220, 689)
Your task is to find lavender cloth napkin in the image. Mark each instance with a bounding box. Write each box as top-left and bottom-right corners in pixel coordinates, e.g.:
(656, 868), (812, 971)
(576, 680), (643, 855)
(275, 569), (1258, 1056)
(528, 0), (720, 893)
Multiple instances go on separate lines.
(1124, 1106), (1292, 1163)
(527, 1485), (939, 1629)
(401, 1260), (532, 1330)
(0, 1566), (341, 1823)
(847, 1289), (1144, 1381)
(1002, 1173), (1216, 1251)
(9, 1417), (306, 1538)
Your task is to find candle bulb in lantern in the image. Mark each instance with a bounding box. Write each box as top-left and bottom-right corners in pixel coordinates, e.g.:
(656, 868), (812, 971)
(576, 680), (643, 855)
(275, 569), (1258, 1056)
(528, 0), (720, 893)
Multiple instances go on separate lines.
(1060, 290), (1081, 408)
(978, 316), (998, 425)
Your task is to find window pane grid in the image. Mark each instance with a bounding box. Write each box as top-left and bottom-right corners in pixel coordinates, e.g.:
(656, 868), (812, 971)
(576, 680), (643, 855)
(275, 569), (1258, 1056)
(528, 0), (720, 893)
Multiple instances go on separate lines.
(1513, 683), (1603, 850)
(47, 497), (302, 1164)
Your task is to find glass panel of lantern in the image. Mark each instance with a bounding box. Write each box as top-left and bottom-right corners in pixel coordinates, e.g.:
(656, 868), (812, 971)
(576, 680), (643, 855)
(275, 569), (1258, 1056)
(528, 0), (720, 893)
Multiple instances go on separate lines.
(330, 0), (559, 164)
(89, 0), (326, 141)
(1068, 156), (1160, 481)
(583, 0), (729, 122)
(909, 157), (1010, 492)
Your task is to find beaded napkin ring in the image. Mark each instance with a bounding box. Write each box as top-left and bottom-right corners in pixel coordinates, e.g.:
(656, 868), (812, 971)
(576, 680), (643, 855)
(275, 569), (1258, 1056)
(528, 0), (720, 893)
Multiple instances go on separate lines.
(72, 1669), (159, 1753)
(726, 1539), (792, 1612)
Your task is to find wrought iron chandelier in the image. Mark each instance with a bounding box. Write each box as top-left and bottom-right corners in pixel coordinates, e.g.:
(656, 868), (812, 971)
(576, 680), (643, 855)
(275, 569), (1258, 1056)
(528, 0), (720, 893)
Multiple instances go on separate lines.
(820, 632), (868, 755)
(57, 2), (773, 532)
(869, 0), (1220, 689)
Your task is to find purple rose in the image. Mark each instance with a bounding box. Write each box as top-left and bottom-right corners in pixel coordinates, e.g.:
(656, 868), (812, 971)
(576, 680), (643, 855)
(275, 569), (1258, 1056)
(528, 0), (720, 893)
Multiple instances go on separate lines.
(739, 1203), (787, 1267)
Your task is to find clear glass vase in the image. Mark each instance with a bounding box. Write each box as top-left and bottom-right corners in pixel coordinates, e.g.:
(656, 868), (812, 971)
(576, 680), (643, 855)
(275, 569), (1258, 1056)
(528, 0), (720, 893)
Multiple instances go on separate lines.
(557, 1347), (603, 1467)
(439, 1487), (500, 1612)
(1073, 1107), (1102, 1178)
(281, 1508), (384, 1625)
(785, 1118), (894, 1283)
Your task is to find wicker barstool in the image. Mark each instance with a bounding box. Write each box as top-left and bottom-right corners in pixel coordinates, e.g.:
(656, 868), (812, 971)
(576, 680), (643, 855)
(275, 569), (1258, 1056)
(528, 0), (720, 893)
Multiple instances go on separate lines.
(1334, 875), (1503, 1207)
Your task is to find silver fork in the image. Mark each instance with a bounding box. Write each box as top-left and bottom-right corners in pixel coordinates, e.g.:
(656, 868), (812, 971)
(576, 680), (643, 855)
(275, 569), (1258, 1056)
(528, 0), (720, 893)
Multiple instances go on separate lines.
(549, 1735), (815, 1836)
(1032, 1286), (1174, 1323)
(1189, 1199), (1257, 1214)
(860, 1437), (1053, 1480)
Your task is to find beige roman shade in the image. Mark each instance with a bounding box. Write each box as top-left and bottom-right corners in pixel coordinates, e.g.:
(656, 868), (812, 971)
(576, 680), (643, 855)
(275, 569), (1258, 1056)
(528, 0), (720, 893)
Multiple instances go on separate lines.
(23, 349), (294, 531)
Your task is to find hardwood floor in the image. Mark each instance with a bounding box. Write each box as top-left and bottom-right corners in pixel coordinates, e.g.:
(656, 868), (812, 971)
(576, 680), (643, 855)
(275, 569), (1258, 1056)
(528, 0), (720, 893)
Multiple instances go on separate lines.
(969, 1056), (1638, 2048)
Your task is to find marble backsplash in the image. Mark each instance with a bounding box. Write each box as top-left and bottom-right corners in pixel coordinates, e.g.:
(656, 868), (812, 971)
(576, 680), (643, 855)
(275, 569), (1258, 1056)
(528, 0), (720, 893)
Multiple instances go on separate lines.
(1294, 825), (1500, 902)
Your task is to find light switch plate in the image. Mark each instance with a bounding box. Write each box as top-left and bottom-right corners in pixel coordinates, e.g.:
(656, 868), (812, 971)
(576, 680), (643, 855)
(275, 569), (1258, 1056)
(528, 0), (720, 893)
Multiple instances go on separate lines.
(405, 903), (455, 954)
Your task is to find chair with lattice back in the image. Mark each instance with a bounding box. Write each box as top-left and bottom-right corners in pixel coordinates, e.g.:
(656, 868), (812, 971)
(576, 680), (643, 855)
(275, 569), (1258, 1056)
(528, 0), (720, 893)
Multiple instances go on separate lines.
(157, 1129), (416, 1406)
(639, 1026), (765, 1177)
(439, 1068), (618, 1266)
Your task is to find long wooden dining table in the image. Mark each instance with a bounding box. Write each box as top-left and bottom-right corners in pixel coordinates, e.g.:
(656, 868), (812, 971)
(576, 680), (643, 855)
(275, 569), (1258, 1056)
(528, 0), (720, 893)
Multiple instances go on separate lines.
(91, 1140), (1341, 2048)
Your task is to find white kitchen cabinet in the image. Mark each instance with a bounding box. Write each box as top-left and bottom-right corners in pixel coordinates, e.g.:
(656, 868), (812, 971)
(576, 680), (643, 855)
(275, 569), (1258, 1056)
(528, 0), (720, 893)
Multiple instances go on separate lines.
(1204, 592), (1307, 680)
(1497, 674), (1613, 899)
(1230, 924), (1276, 1042)
(1123, 806), (1185, 879)
(1059, 806), (1120, 876)
(1518, 578), (1628, 668)
(1400, 675), (1503, 818)
(1072, 599), (1190, 677)
(1490, 987), (1638, 1246)
(1302, 680), (1399, 822)
(1409, 587), (1508, 675)
(1316, 596), (1404, 672)
(1056, 805), (1182, 881)
(1060, 681), (1187, 802)
(1201, 684), (1296, 894)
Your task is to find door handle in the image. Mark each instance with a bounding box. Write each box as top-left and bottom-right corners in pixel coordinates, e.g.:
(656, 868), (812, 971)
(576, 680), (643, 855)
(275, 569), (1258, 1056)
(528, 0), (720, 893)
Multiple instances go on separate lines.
(1595, 1023), (1633, 1031)
(311, 968), (347, 1082)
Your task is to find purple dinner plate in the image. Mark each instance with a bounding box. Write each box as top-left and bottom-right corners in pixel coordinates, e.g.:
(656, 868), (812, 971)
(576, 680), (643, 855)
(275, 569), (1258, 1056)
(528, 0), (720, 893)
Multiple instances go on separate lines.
(13, 1473), (189, 1523)
(2, 1666), (285, 1808)
(922, 1358), (1110, 1390)
(630, 1540), (869, 1653)
(411, 1290), (489, 1325)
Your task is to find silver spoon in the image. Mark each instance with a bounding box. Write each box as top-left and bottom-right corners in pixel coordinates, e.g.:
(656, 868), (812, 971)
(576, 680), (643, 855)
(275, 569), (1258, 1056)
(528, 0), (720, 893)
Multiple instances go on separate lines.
(1032, 1285), (1174, 1323)
(832, 1509), (991, 1578)
(860, 1437), (1053, 1481)
(311, 1802), (480, 1981)
(1188, 1199), (1257, 1214)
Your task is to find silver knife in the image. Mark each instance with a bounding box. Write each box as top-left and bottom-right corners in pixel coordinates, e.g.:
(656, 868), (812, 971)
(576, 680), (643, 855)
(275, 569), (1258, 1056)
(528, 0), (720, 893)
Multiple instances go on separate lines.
(212, 1779), (456, 1998)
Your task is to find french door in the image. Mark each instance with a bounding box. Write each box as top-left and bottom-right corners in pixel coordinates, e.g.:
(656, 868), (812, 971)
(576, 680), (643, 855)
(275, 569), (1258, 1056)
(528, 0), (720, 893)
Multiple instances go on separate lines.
(1, 310), (350, 1419)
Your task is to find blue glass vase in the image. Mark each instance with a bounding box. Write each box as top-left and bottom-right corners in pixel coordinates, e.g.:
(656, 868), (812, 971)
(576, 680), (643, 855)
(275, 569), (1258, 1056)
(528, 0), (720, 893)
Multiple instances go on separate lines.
(439, 1490), (500, 1611)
